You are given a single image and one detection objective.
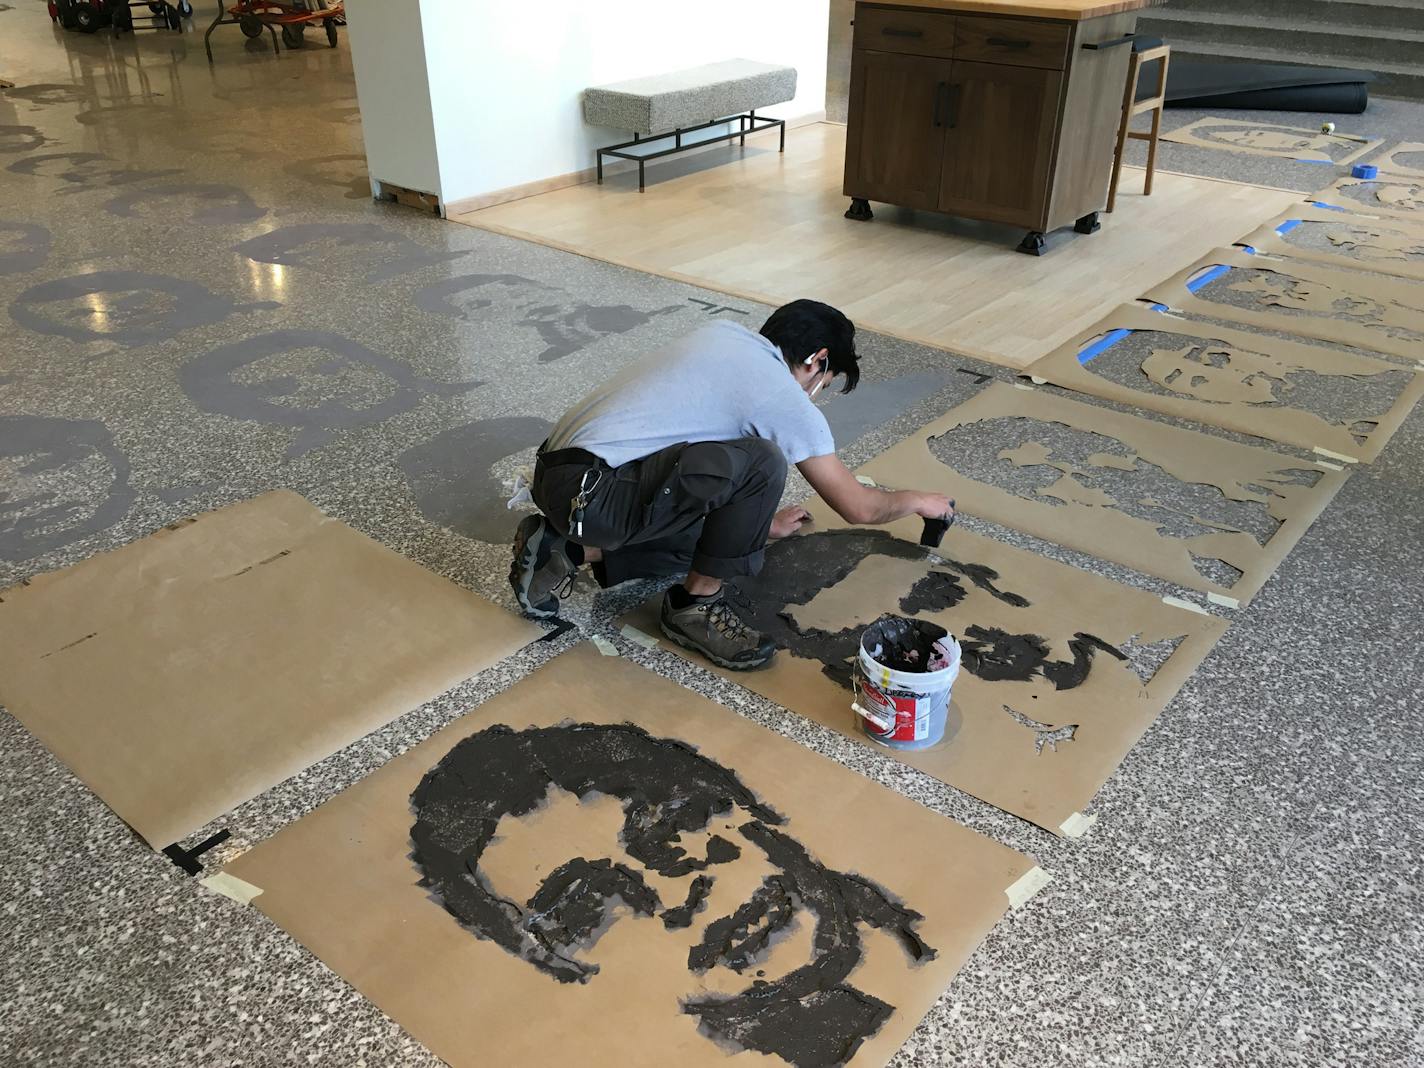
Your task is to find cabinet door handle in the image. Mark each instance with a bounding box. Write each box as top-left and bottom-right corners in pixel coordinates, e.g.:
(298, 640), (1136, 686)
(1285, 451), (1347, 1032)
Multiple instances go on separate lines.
(881, 26), (924, 37)
(986, 36), (1031, 48)
(945, 83), (961, 129)
(932, 81), (947, 127)
(1081, 33), (1138, 50)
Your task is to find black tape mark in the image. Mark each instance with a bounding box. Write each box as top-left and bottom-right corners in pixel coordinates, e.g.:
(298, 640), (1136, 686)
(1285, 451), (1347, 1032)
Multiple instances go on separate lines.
(162, 829), (231, 875)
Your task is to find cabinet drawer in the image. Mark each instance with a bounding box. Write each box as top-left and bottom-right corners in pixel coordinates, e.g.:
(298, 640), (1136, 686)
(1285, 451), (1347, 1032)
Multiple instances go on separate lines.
(954, 16), (1069, 70)
(854, 6), (957, 60)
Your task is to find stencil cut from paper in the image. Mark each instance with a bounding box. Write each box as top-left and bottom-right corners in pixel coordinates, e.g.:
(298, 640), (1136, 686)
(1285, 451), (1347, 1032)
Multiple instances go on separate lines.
(1312, 177), (1424, 223)
(1161, 117), (1380, 164)
(1239, 206), (1424, 283)
(854, 383), (1348, 601)
(1368, 142), (1424, 181)
(1144, 247), (1424, 363)
(226, 646), (1033, 1068)
(1022, 304), (1424, 463)
(625, 519), (1225, 833)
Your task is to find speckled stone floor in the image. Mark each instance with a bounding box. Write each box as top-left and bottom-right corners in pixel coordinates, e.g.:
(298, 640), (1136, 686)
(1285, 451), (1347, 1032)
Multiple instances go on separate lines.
(2, 7), (1423, 1068)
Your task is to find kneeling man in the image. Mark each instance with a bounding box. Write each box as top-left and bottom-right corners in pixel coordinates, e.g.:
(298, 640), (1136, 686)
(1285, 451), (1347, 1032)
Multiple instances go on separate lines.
(510, 299), (953, 670)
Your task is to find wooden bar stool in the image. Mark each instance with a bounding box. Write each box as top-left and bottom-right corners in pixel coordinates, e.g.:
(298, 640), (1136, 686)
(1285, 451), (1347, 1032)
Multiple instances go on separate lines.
(1107, 42), (1171, 212)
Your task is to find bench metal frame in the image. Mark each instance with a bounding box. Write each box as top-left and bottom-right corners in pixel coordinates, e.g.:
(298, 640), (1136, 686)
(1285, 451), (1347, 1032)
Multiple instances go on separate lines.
(595, 111), (786, 192)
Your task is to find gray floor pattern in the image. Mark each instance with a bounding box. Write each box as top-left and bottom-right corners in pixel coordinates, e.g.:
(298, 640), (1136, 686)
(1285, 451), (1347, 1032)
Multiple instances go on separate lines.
(2, 6), (1423, 1068)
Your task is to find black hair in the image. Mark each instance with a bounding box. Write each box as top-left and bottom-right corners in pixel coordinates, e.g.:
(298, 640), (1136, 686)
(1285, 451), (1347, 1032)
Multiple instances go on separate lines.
(760, 299), (859, 394)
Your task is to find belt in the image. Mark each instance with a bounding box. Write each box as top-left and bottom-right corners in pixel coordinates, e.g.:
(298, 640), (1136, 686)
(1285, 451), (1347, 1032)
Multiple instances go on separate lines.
(537, 441), (606, 469)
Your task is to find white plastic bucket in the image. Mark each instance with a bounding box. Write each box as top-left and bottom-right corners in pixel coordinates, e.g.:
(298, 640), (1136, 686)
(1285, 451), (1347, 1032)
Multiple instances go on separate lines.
(852, 616), (961, 751)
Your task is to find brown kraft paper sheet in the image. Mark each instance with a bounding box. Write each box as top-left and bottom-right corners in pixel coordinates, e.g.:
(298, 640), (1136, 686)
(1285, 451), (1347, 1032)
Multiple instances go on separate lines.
(1142, 245), (1424, 363)
(853, 382), (1348, 602)
(1238, 204), (1424, 283)
(1311, 176), (1424, 223)
(226, 644), (1037, 1068)
(0, 490), (544, 847)
(1371, 142), (1424, 181)
(623, 504), (1227, 835)
(1160, 116), (1381, 165)
(1021, 302), (1424, 463)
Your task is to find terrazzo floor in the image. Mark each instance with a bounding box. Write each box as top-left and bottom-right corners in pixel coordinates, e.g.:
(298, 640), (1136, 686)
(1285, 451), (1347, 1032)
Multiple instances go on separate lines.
(2, 6), (1423, 1067)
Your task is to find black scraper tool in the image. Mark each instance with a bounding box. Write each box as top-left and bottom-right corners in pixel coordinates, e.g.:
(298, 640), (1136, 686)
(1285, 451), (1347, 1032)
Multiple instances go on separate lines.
(919, 500), (956, 548)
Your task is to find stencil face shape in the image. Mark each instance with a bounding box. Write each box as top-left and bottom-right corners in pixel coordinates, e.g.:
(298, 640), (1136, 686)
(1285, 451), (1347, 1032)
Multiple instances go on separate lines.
(412, 273), (684, 363)
(0, 414), (136, 562)
(181, 329), (480, 458)
(11, 271), (276, 345)
(0, 221), (52, 276)
(397, 416), (553, 543)
(103, 184), (267, 226)
(235, 223), (466, 281)
(0, 124), (50, 153)
(410, 721), (935, 1067)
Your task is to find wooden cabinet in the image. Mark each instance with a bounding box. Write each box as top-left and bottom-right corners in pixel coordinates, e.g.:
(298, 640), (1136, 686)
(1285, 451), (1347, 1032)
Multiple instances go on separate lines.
(844, 50), (952, 211)
(938, 60), (1061, 225)
(843, 1), (1145, 253)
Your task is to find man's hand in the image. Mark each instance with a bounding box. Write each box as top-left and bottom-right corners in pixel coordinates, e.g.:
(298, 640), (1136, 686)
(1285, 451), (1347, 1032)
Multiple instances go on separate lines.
(913, 493), (955, 522)
(770, 505), (812, 539)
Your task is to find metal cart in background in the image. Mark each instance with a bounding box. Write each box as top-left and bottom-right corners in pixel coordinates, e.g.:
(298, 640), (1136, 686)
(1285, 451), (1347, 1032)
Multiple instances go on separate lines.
(204, 0), (343, 61)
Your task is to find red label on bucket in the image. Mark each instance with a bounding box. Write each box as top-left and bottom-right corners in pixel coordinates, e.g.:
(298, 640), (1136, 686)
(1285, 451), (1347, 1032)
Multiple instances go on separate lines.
(856, 675), (933, 742)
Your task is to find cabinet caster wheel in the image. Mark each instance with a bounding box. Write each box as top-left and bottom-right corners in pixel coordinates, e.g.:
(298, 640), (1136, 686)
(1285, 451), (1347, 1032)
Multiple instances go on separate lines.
(1017, 230), (1047, 256)
(1074, 212), (1101, 235)
(844, 197), (874, 222)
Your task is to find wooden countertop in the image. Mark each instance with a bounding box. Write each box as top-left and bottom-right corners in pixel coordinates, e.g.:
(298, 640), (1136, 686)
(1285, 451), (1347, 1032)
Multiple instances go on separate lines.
(858, 0), (1160, 20)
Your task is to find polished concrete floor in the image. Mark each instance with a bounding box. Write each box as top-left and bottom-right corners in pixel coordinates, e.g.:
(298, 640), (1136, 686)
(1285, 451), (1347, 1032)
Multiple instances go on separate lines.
(3, 7), (1424, 1067)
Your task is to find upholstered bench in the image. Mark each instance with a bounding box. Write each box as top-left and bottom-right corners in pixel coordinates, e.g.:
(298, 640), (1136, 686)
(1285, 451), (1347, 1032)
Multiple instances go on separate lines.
(584, 59), (797, 191)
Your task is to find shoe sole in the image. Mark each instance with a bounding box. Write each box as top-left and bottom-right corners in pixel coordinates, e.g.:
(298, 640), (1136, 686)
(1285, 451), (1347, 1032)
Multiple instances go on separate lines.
(658, 620), (774, 672)
(509, 518), (560, 619)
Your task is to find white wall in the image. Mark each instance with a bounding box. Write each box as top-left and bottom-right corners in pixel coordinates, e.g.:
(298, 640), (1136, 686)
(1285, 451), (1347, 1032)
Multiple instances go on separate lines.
(344, 0), (442, 198)
(348, 0), (829, 207)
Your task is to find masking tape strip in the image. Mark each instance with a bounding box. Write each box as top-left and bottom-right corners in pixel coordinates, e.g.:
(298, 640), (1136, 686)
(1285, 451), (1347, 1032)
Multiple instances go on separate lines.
(591, 635), (620, 657)
(1312, 445), (1359, 464)
(1162, 595), (1211, 616)
(1314, 459), (1344, 472)
(1005, 866), (1053, 910)
(855, 475), (878, 487)
(1058, 811), (1098, 839)
(1012, 382), (1034, 391)
(619, 624), (660, 650)
(1205, 592), (1240, 610)
(1029, 375), (1047, 385)
(199, 872), (263, 906)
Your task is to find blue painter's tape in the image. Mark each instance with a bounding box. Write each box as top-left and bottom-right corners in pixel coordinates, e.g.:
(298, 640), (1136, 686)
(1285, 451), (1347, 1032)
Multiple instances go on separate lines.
(1301, 158), (1336, 166)
(1077, 328), (1132, 364)
(1276, 218), (1303, 235)
(1148, 302), (1168, 312)
(1241, 245), (1257, 254)
(1312, 201), (1350, 212)
(1186, 263), (1233, 293)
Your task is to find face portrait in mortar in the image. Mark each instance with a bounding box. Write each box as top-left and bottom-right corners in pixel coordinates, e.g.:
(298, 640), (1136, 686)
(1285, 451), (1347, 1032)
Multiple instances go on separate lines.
(409, 721), (936, 1067)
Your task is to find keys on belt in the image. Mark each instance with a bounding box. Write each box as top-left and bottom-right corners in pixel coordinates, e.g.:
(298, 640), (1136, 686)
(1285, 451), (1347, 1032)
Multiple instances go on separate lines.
(569, 468), (603, 539)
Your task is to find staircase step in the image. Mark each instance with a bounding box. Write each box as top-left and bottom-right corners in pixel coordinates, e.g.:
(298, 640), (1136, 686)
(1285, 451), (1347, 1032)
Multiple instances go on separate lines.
(1140, 9), (1424, 67)
(1141, 30), (1424, 101)
(1157, 0), (1424, 32)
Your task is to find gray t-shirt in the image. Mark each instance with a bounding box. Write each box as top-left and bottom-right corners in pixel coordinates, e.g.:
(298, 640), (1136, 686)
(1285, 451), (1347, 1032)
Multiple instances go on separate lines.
(546, 320), (836, 468)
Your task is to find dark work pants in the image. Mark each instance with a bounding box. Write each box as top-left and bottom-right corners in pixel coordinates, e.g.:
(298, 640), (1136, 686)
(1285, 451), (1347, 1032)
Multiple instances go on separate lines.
(531, 438), (788, 586)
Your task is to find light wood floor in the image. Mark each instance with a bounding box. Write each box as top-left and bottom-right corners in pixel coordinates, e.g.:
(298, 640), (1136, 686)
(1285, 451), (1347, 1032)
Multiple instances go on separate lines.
(454, 123), (1301, 370)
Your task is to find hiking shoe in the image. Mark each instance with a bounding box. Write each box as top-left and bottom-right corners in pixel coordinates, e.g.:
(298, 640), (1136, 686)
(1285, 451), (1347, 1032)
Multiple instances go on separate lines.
(659, 590), (776, 671)
(509, 514), (577, 618)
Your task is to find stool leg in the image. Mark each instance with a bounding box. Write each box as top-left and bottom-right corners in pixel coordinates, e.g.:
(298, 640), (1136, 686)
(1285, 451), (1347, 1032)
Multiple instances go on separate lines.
(1106, 54), (1140, 214)
(1144, 104), (1163, 197)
